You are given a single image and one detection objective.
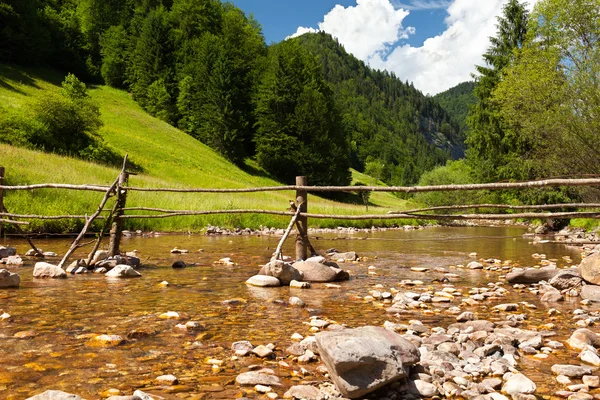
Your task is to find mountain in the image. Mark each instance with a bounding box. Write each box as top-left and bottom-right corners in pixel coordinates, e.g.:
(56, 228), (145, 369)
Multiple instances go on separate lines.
(433, 81), (477, 136)
(294, 32), (464, 184)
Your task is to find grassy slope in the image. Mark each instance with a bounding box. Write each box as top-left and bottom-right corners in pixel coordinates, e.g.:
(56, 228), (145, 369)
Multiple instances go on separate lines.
(0, 65), (416, 232)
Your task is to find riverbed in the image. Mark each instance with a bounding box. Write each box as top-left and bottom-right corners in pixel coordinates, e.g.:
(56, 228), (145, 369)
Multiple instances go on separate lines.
(0, 226), (593, 399)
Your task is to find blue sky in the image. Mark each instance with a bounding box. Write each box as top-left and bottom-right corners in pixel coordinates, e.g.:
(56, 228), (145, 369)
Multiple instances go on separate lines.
(233, 0), (447, 47)
(231, 0), (538, 95)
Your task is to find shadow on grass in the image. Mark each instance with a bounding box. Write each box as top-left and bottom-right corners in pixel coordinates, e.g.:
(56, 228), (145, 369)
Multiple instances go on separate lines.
(240, 160), (272, 179)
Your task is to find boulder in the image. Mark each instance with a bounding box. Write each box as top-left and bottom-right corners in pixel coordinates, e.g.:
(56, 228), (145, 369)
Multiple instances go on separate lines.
(66, 260), (88, 273)
(567, 329), (600, 351)
(25, 391), (83, 400)
(293, 261), (338, 282)
(550, 269), (582, 290)
(0, 246), (16, 259)
(0, 269), (20, 288)
(3, 255), (23, 265)
(105, 265), (141, 278)
(467, 261), (483, 269)
(551, 364), (594, 378)
(258, 260), (303, 285)
(315, 326), (419, 398)
(329, 251), (357, 261)
(33, 262), (67, 279)
(89, 250), (109, 265)
(506, 268), (559, 284)
(235, 371), (281, 386)
(283, 385), (320, 400)
(245, 275), (280, 287)
(172, 260), (186, 269)
(502, 373), (536, 395)
(580, 253), (600, 285)
(581, 285), (600, 302)
(540, 286), (563, 302)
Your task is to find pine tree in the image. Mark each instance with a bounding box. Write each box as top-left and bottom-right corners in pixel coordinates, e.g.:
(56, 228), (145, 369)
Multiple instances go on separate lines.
(466, 0), (530, 182)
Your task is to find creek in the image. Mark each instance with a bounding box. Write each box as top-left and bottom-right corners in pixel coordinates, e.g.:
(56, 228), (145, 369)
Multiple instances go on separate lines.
(0, 226), (592, 399)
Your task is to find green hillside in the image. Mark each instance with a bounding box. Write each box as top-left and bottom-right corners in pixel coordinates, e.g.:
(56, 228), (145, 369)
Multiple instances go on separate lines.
(433, 81), (476, 139)
(0, 65), (415, 233)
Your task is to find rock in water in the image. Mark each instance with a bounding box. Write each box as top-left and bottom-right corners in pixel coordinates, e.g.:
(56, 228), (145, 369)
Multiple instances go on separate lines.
(172, 260), (186, 269)
(505, 268), (559, 284)
(315, 326), (420, 398)
(33, 262), (67, 279)
(25, 390), (83, 400)
(245, 275), (281, 287)
(580, 253), (600, 285)
(502, 373), (536, 395)
(567, 329), (600, 351)
(0, 246), (16, 259)
(0, 269), (20, 288)
(105, 265), (141, 278)
(550, 269), (582, 290)
(258, 260), (303, 285)
(292, 261), (338, 282)
(581, 285), (600, 302)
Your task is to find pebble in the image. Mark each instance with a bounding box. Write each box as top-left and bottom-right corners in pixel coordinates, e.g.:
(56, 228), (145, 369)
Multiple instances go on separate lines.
(155, 374), (178, 385)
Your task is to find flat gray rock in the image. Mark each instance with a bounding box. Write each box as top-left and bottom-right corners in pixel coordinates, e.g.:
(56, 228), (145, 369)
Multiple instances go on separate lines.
(33, 262), (67, 279)
(292, 261), (338, 282)
(245, 275), (280, 287)
(235, 371), (281, 386)
(506, 268), (559, 284)
(0, 269), (20, 288)
(551, 364), (594, 377)
(258, 260), (303, 285)
(316, 326), (419, 398)
(26, 390), (83, 400)
(581, 285), (600, 302)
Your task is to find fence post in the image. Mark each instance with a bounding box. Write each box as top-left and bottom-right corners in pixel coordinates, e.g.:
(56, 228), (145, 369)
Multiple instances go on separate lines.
(108, 170), (129, 256)
(0, 167), (4, 239)
(295, 176), (308, 261)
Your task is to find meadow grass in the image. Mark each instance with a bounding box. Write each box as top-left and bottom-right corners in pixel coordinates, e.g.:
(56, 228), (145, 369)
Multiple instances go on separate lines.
(0, 64), (417, 232)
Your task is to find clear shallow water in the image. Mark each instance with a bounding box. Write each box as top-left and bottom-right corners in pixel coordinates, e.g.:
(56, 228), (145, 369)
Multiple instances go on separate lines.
(0, 226), (592, 398)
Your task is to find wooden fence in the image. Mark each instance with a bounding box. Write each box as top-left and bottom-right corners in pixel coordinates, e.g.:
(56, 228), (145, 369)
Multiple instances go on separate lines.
(2, 155), (600, 266)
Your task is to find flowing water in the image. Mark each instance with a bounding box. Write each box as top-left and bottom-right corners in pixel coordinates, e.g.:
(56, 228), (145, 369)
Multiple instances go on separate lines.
(0, 226), (593, 399)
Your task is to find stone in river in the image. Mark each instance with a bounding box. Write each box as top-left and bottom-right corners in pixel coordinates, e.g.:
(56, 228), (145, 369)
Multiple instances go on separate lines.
(155, 374), (178, 385)
(90, 334), (125, 346)
(567, 329), (600, 351)
(292, 261), (338, 282)
(583, 375), (600, 388)
(580, 349), (600, 366)
(501, 373), (536, 395)
(25, 390), (83, 400)
(172, 260), (186, 269)
(259, 260), (303, 285)
(132, 391), (155, 400)
(551, 364), (593, 378)
(105, 265), (141, 278)
(540, 286), (563, 302)
(506, 268), (559, 284)
(315, 326), (419, 398)
(494, 303), (518, 312)
(284, 385), (320, 400)
(0, 269), (20, 288)
(467, 261), (483, 270)
(106, 397), (141, 400)
(232, 340), (254, 356)
(0, 246), (16, 259)
(456, 312), (475, 322)
(290, 280), (310, 289)
(236, 371), (281, 386)
(550, 269), (582, 290)
(580, 252), (600, 285)
(581, 285), (600, 302)
(329, 251), (357, 261)
(33, 262), (67, 279)
(4, 255), (23, 265)
(289, 296), (305, 307)
(245, 275), (280, 287)
(252, 345), (274, 358)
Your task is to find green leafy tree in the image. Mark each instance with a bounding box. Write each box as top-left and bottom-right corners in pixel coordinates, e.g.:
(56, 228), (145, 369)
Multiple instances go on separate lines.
(254, 39), (351, 186)
(100, 25), (129, 87)
(466, 0), (530, 182)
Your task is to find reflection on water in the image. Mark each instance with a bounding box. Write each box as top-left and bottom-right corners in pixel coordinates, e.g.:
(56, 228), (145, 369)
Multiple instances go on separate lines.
(0, 226), (590, 398)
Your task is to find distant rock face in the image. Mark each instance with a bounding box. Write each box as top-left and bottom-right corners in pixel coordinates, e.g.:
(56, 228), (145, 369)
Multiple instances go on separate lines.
(315, 326), (420, 398)
(292, 261), (338, 282)
(258, 260), (303, 285)
(0, 269), (20, 288)
(105, 264), (141, 278)
(505, 268), (559, 284)
(33, 262), (67, 279)
(580, 253), (600, 285)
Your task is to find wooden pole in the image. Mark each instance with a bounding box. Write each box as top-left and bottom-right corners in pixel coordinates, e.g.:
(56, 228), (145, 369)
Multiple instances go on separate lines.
(108, 159), (129, 257)
(274, 203), (303, 260)
(295, 176), (308, 261)
(0, 166), (4, 239)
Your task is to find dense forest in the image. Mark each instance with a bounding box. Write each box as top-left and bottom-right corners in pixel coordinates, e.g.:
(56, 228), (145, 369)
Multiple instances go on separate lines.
(433, 81), (476, 137)
(0, 0), (462, 188)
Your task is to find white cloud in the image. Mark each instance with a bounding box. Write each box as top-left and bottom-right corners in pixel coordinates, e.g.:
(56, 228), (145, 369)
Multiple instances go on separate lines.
(393, 0), (451, 11)
(288, 0), (540, 95)
(287, 26), (319, 40)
